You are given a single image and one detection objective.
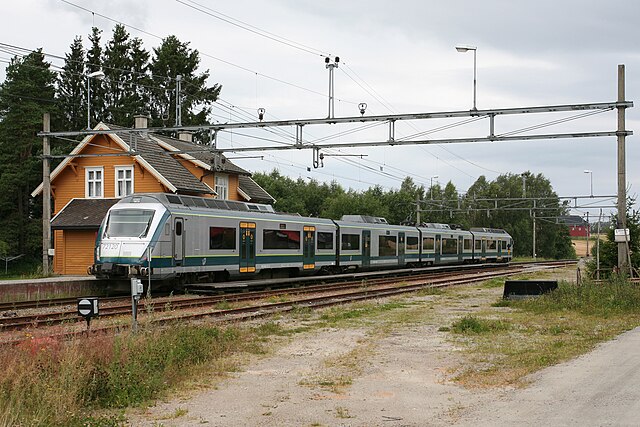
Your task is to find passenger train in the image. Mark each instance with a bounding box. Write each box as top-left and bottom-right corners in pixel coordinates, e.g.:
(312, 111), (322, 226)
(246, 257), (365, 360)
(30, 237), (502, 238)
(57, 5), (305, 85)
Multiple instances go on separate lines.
(89, 193), (513, 284)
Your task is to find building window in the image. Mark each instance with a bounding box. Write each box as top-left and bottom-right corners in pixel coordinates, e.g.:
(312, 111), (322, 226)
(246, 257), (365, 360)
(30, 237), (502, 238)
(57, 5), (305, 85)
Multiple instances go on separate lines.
(215, 174), (229, 200)
(86, 167), (103, 198)
(115, 166), (134, 197)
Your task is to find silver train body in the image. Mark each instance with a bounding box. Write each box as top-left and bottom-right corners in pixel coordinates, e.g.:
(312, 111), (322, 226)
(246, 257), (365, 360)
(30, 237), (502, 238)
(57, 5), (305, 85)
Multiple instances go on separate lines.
(89, 193), (513, 282)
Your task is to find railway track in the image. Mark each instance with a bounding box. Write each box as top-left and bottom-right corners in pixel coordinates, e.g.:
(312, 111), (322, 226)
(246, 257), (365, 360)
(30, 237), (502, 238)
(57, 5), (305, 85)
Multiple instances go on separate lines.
(0, 261), (571, 334)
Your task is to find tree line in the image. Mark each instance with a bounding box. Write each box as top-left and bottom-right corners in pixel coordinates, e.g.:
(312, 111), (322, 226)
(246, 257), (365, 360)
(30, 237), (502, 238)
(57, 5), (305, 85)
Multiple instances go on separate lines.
(253, 169), (576, 259)
(0, 25), (220, 261)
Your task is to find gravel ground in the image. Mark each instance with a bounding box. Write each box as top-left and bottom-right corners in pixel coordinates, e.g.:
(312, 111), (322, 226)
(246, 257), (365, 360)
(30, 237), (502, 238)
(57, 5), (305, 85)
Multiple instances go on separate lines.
(128, 266), (614, 427)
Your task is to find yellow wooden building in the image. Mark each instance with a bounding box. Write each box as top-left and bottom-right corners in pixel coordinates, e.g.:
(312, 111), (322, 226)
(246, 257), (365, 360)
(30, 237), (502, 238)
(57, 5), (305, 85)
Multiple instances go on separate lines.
(31, 116), (274, 275)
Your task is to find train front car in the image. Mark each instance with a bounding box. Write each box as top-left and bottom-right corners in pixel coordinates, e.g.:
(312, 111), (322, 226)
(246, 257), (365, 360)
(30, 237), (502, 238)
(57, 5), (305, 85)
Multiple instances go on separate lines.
(90, 195), (168, 279)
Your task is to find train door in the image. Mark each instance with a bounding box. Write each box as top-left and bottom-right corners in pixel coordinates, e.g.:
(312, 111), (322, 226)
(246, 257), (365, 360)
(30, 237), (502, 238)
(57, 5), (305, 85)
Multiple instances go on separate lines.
(458, 236), (464, 262)
(497, 239), (502, 260)
(481, 238), (487, 259)
(173, 217), (184, 266)
(398, 232), (405, 265)
(435, 234), (441, 264)
(362, 230), (371, 267)
(303, 226), (316, 270)
(239, 222), (256, 273)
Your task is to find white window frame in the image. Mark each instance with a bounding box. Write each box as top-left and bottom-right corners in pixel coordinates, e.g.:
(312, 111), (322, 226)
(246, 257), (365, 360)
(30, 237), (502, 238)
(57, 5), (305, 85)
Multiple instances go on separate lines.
(85, 167), (104, 198)
(115, 165), (134, 198)
(215, 173), (229, 200)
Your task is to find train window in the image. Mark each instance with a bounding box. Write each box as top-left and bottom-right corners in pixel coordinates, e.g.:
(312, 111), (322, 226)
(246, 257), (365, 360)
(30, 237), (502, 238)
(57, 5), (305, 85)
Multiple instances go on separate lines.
(422, 237), (435, 251)
(341, 234), (360, 251)
(488, 240), (497, 250)
(209, 227), (236, 250)
(475, 239), (482, 251)
(317, 232), (334, 250)
(263, 229), (300, 250)
(464, 239), (472, 251)
(175, 221), (182, 236)
(379, 236), (397, 257)
(502, 240), (508, 250)
(104, 209), (155, 238)
(406, 236), (419, 250)
(442, 238), (458, 255)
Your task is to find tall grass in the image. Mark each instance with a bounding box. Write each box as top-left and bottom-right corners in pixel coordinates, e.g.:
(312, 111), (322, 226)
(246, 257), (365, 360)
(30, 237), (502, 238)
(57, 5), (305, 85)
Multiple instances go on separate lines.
(0, 325), (249, 426)
(513, 278), (640, 317)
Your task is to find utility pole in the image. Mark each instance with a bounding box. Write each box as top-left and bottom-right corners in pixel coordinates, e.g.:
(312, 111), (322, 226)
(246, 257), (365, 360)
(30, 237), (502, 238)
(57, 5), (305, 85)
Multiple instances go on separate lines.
(42, 113), (51, 274)
(325, 57), (339, 119)
(532, 200), (537, 260)
(586, 211), (590, 258)
(597, 209), (602, 280)
(616, 65), (629, 274)
(175, 75), (182, 127)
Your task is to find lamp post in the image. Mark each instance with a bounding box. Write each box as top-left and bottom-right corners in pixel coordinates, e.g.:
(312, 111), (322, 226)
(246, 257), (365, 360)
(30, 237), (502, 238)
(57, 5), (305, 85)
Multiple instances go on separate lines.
(430, 175), (439, 200)
(583, 169), (593, 197)
(455, 45), (477, 111)
(86, 70), (105, 130)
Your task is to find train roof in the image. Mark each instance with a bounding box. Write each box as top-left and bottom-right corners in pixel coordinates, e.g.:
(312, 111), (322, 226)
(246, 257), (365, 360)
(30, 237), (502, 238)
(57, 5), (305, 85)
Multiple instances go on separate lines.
(115, 193), (336, 225)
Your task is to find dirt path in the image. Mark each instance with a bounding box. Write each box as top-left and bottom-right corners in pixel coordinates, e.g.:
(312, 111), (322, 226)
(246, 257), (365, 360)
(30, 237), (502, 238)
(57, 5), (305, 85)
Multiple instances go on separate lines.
(128, 268), (594, 426)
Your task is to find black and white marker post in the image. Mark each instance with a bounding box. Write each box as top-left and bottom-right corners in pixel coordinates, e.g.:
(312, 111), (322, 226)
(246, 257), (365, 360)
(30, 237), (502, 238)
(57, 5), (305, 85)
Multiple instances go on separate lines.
(77, 297), (99, 330)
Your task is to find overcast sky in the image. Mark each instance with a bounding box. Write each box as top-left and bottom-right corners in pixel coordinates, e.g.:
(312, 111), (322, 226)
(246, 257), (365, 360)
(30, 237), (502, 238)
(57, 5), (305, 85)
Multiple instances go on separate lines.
(1, 0), (638, 220)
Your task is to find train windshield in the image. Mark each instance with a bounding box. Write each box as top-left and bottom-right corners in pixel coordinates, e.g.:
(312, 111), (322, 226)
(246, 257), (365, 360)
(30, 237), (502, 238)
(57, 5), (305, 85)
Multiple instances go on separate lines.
(104, 209), (155, 238)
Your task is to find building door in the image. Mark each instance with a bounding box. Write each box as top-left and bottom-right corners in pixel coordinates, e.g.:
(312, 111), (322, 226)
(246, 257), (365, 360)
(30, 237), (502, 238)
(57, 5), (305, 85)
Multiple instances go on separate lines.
(362, 230), (371, 267)
(398, 232), (405, 265)
(303, 226), (316, 270)
(174, 218), (184, 266)
(239, 222), (256, 273)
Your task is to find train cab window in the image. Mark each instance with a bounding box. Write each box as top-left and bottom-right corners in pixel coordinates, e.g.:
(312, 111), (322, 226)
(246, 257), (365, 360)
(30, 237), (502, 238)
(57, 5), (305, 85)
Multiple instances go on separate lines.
(442, 238), (458, 255)
(488, 240), (497, 250)
(379, 236), (397, 257)
(422, 237), (435, 251)
(263, 229), (300, 250)
(104, 209), (155, 238)
(317, 232), (334, 250)
(209, 227), (236, 250)
(502, 240), (508, 250)
(475, 239), (482, 251)
(463, 239), (472, 251)
(406, 236), (419, 250)
(341, 234), (360, 251)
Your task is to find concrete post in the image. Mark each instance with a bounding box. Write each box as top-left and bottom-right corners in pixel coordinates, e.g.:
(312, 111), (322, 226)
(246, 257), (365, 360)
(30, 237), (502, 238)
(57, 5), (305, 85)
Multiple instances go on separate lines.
(42, 113), (51, 274)
(616, 65), (629, 273)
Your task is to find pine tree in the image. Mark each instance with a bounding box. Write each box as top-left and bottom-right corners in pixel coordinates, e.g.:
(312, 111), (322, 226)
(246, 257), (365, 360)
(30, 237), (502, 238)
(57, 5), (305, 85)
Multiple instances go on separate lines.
(103, 24), (133, 125)
(57, 36), (86, 133)
(148, 35), (221, 131)
(86, 27), (106, 127)
(0, 50), (56, 257)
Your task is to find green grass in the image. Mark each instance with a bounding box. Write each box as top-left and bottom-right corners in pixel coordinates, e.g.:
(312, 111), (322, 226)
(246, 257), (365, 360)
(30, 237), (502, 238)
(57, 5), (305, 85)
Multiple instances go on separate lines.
(452, 278), (640, 387)
(0, 323), (280, 426)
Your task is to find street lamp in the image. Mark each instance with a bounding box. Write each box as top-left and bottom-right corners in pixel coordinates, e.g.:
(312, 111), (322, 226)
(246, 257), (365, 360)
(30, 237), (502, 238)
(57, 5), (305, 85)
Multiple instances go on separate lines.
(430, 175), (439, 200)
(455, 45), (477, 111)
(583, 169), (593, 197)
(86, 70), (105, 130)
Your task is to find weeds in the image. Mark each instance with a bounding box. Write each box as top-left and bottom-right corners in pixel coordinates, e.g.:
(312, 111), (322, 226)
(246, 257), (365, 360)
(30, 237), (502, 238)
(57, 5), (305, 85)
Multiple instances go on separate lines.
(0, 323), (278, 426)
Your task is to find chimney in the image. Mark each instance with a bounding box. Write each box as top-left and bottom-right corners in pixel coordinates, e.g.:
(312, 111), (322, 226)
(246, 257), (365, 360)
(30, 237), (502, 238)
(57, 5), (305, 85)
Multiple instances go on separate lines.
(134, 114), (149, 129)
(178, 131), (193, 143)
